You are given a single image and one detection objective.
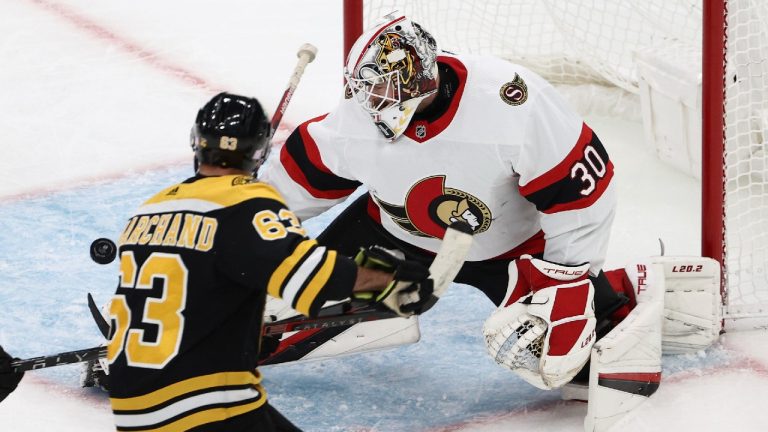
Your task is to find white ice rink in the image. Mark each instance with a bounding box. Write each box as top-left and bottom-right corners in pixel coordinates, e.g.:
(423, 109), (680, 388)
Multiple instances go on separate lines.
(1, 1), (768, 431)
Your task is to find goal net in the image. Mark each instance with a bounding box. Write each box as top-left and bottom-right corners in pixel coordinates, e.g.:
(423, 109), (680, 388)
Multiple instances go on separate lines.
(344, 0), (768, 327)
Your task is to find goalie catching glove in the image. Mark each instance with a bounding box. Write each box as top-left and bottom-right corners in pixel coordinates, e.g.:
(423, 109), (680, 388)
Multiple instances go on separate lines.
(352, 245), (434, 317)
(483, 256), (596, 390)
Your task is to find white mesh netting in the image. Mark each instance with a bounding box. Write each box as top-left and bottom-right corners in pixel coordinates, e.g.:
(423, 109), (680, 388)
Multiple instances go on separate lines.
(722, 0), (768, 319)
(362, 0), (768, 321)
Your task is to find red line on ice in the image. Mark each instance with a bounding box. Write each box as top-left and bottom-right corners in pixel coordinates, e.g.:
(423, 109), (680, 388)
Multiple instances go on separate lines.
(24, 0), (225, 93)
(3, 0), (296, 202)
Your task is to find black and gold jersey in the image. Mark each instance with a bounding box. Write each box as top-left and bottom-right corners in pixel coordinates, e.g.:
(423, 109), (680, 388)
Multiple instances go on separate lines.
(106, 174), (357, 431)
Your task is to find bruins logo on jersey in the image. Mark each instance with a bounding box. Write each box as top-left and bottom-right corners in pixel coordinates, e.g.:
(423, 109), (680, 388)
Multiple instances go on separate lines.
(231, 175), (256, 186)
(500, 74), (528, 106)
(373, 175), (491, 239)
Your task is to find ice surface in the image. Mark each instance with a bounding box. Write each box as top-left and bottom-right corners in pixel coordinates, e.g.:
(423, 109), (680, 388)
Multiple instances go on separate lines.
(1, 1), (767, 431)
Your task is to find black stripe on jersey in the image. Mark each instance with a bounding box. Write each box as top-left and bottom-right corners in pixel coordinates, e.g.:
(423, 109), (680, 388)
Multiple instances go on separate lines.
(287, 251), (325, 312)
(306, 254), (357, 317)
(270, 240), (320, 300)
(373, 196), (427, 236)
(375, 197), (408, 220)
(281, 125), (361, 198)
(288, 248), (356, 318)
(522, 131), (613, 214)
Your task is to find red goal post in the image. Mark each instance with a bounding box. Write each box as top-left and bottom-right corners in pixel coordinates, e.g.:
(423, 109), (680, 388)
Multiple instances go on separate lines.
(343, 0), (768, 328)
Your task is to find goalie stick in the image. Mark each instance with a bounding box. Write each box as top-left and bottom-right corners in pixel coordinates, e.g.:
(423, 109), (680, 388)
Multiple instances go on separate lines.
(10, 222), (473, 373)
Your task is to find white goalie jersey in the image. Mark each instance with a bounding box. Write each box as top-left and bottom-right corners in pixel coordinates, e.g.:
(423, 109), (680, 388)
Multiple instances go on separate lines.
(262, 52), (616, 272)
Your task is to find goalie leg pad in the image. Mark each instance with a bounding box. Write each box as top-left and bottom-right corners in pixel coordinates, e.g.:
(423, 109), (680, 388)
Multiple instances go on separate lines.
(585, 277), (663, 432)
(624, 256), (721, 354)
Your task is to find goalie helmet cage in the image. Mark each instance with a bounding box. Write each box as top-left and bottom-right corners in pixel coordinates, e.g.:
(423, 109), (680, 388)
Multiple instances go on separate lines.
(342, 0), (768, 329)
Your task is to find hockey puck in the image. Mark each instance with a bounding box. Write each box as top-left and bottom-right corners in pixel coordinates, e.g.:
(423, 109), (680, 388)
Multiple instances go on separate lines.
(90, 238), (117, 265)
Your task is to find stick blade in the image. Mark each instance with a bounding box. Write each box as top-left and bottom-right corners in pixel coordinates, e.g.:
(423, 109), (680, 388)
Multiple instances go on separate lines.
(429, 221), (474, 297)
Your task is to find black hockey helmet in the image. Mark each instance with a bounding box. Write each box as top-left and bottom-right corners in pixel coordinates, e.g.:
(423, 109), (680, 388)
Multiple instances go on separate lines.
(191, 92), (271, 173)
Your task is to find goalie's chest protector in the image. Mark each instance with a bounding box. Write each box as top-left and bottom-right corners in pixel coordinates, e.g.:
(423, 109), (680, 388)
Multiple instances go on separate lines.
(310, 54), (588, 261)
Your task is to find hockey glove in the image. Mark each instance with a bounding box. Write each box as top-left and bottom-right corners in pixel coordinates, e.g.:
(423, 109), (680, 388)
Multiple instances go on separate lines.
(352, 245), (434, 317)
(0, 345), (24, 403)
(483, 256), (596, 389)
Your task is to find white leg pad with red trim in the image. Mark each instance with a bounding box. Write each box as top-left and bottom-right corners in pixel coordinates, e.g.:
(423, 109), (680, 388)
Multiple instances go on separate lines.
(625, 256), (722, 354)
(584, 262), (664, 432)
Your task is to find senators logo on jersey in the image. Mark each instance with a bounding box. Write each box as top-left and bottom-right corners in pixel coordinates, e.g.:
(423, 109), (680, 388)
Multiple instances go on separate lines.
(373, 175), (491, 239)
(500, 74), (528, 106)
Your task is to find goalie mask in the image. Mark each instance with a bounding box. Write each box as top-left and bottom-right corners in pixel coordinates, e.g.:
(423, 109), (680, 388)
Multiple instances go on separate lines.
(344, 14), (439, 141)
(191, 92), (271, 174)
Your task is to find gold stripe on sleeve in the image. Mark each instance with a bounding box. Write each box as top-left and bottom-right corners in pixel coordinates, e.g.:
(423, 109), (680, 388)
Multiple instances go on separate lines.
(267, 239), (318, 299)
(294, 250), (336, 316)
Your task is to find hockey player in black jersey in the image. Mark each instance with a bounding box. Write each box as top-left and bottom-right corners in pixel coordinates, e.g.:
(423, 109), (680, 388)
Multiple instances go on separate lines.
(105, 92), (434, 431)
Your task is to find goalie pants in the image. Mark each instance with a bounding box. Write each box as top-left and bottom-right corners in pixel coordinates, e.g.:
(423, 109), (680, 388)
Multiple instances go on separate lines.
(318, 193), (625, 320)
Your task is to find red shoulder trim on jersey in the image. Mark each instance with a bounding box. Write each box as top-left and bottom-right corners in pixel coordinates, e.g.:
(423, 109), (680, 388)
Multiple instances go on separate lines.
(403, 56), (467, 143)
(366, 196), (382, 224)
(517, 123), (614, 214)
(542, 161), (613, 214)
(519, 123), (593, 195)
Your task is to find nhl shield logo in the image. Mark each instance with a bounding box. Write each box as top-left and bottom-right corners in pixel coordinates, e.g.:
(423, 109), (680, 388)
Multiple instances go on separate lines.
(415, 124), (427, 139)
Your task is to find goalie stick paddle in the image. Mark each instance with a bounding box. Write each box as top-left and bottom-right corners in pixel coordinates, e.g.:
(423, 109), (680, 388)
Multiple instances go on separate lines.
(10, 222), (473, 373)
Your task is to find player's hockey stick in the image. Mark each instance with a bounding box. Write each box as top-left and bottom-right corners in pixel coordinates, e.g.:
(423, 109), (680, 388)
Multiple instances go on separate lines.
(7, 46), (328, 376)
(87, 292), (110, 339)
(8, 306), (387, 373)
(10, 222), (473, 373)
(270, 43), (317, 136)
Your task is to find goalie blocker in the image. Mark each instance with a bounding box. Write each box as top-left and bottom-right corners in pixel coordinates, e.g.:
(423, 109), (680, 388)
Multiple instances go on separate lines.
(483, 256), (598, 390)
